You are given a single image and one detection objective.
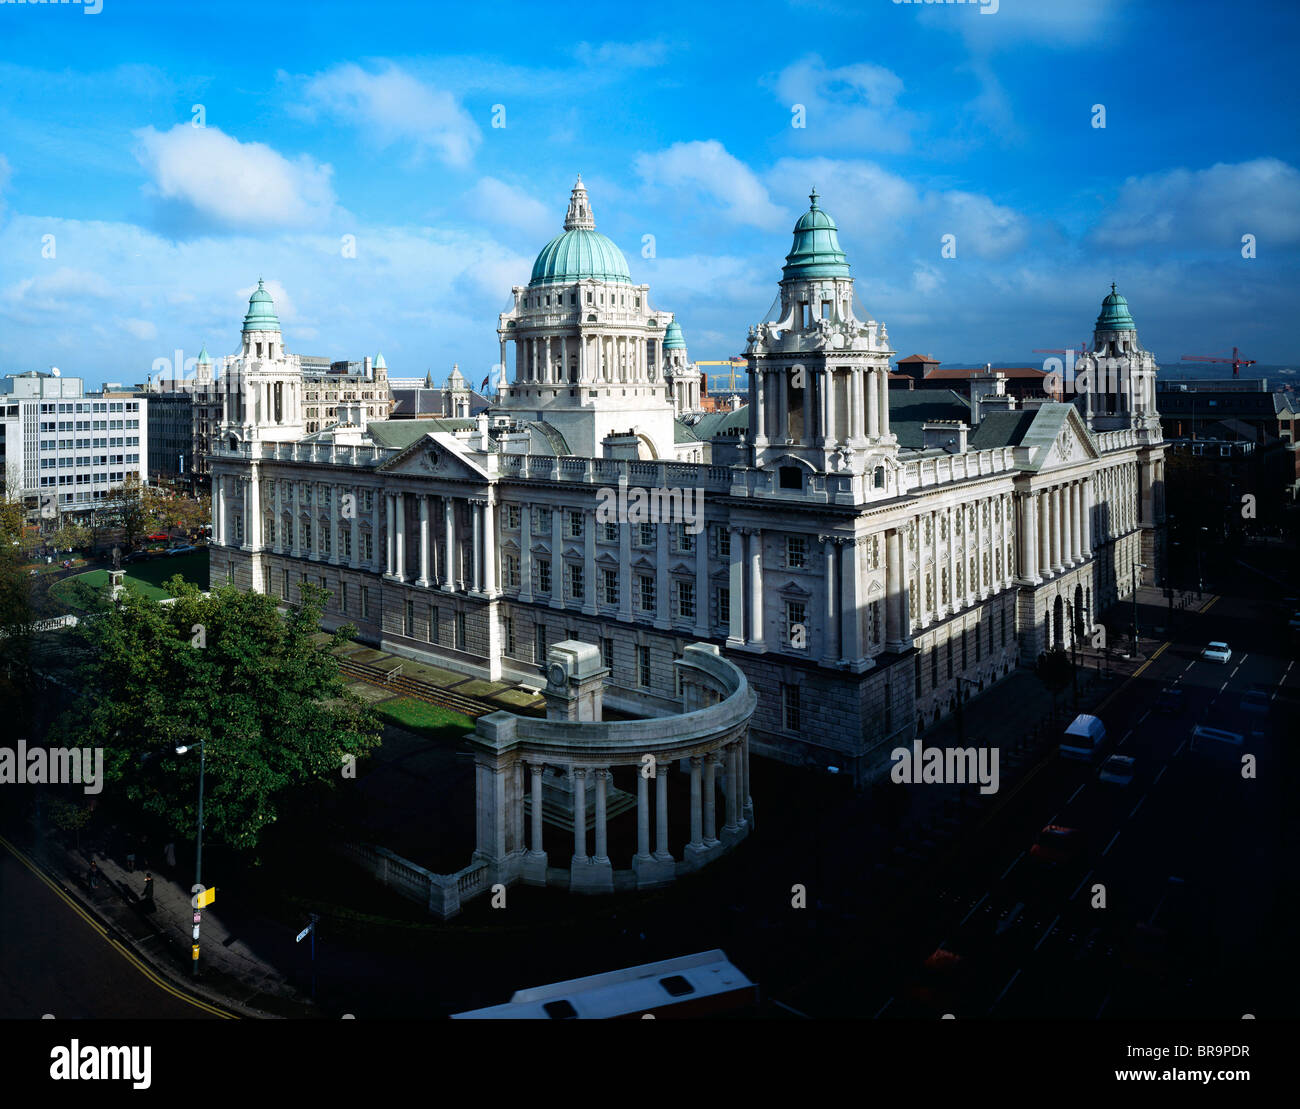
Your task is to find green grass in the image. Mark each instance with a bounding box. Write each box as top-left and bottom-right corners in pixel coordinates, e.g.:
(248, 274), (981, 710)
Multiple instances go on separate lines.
(372, 696), (475, 739)
(49, 550), (210, 610)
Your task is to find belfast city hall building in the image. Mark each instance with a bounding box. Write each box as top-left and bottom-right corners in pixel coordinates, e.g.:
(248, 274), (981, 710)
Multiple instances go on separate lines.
(208, 178), (1166, 786)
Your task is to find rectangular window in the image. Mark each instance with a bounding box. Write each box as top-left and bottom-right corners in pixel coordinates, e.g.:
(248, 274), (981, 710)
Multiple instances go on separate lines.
(639, 574), (656, 612)
(429, 606), (441, 644)
(505, 616), (515, 655)
(676, 523), (694, 553)
(360, 586), (369, 619)
(282, 569), (289, 600)
(568, 563), (584, 601)
(568, 510), (584, 538)
(637, 645), (650, 687)
(507, 504), (520, 529)
(718, 587), (730, 631)
(603, 521), (618, 542)
(341, 529), (351, 559)
(677, 581), (696, 621)
(535, 507), (552, 532)
(602, 568), (619, 606)
(505, 553), (520, 589)
(362, 532), (373, 562)
(536, 558), (551, 594)
(601, 637), (614, 670)
(718, 526), (731, 559)
(638, 522), (654, 547)
(786, 600), (806, 648)
(340, 583), (348, 614)
(786, 535), (807, 569)
(782, 683), (801, 732)
(456, 612), (466, 650)
(535, 622), (548, 663)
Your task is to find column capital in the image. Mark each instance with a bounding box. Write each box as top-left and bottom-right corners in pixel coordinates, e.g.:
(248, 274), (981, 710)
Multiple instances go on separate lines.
(572, 766), (587, 780)
(689, 755), (703, 768)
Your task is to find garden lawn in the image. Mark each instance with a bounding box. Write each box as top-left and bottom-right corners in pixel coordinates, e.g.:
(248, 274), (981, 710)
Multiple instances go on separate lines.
(372, 696), (475, 740)
(49, 550), (210, 609)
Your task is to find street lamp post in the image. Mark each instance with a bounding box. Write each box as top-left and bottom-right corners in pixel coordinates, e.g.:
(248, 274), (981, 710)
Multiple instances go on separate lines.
(1130, 561), (1148, 660)
(176, 740), (206, 976)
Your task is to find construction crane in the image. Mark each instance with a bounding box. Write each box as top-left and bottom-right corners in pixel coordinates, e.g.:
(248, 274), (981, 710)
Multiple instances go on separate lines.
(1179, 347), (1257, 378)
(696, 358), (748, 394)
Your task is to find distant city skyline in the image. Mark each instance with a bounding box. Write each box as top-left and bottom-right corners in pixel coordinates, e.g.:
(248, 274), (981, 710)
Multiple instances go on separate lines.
(1, 0), (1298, 388)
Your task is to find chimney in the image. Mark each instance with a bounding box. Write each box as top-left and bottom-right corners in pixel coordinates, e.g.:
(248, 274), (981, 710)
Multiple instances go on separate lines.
(921, 420), (968, 453)
(968, 367), (1007, 426)
(363, 356), (372, 381)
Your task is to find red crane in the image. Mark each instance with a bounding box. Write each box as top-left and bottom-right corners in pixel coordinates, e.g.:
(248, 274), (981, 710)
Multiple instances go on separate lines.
(1179, 347), (1256, 378)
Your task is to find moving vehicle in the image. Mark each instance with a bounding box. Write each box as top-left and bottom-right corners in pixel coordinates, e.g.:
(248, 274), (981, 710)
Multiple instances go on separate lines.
(1099, 754), (1136, 786)
(166, 545), (198, 556)
(1154, 688), (1184, 714)
(1240, 688), (1270, 717)
(1030, 825), (1086, 865)
(902, 947), (970, 1015)
(1059, 714), (1106, 763)
(449, 950), (757, 1019)
(1201, 641), (1232, 664)
(1189, 724), (1243, 752)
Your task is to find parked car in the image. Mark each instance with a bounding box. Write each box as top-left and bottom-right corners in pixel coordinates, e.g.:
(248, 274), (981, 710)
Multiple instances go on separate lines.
(1240, 688), (1270, 717)
(1099, 755), (1136, 786)
(166, 545), (198, 556)
(1200, 641), (1232, 664)
(122, 551), (150, 564)
(1030, 825), (1086, 865)
(1155, 688), (1184, 714)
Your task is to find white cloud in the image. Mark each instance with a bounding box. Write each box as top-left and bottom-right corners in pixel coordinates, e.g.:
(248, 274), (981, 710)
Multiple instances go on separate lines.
(1092, 158), (1300, 248)
(635, 141), (786, 230)
(573, 40), (669, 70)
(469, 178), (555, 239)
(298, 63), (481, 168)
(769, 55), (917, 153)
(121, 318), (157, 341)
(134, 125), (337, 230)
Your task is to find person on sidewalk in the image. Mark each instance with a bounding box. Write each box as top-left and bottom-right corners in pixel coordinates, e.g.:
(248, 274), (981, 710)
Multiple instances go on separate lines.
(88, 860), (99, 890)
(142, 873), (155, 910)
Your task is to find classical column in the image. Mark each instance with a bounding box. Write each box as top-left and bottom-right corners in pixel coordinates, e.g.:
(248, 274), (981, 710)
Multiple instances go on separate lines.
(530, 764), (544, 856)
(1051, 486), (1063, 572)
(582, 506), (596, 614)
(885, 527), (906, 650)
(802, 371), (813, 444)
(820, 535), (838, 663)
(727, 525), (746, 646)
(754, 369), (767, 444)
(636, 769), (652, 861)
(416, 495), (430, 587)
(1082, 479), (1093, 554)
(384, 492), (394, 576)
(775, 372), (787, 442)
(850, 369), (864, 441)
(655, 509), (670, 630)
(877, 367), (891, 439)
(748, 529), (764, 645)
(471, 500), (483, 593)
(948, 507), (958, 611)
(349, 488), (360, 570)
(689, 757), (703, 850)
(369, 486), (381, 572)
(724, 744), (739, 833)
(593, 769), (609, 864)
(654, 764), (671, 860)
(519, 500), (533, 602)
(694, 519), (710, 637)
(1061, 483), (1074, 567)
(394, 492), (406, 581)
(572, 768), (587, 864)
(840, 536), (862, 664)
(818, 368), (831, 446)
(443, 497), (457, 591)
(1038, 491), (1050, 576)
(867, 368), (880, 438)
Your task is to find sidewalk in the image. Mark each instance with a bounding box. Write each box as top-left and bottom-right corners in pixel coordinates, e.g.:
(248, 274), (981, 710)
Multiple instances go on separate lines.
(25, 827), (315, 1019)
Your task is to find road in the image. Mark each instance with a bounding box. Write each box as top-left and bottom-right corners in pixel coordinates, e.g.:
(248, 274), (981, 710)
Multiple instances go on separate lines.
(0, 838), (225, 1020)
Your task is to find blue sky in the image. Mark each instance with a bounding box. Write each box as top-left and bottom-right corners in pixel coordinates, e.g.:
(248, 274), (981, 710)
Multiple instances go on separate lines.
(1, 0), (1297, 389)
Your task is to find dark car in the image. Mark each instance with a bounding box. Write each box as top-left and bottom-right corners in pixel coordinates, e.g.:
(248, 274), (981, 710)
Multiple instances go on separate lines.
(122, 551), (150, 564)
(166, 545), (198, 556)
(1155, 688), (1184, 714)
(1029, 825), (1086, 865)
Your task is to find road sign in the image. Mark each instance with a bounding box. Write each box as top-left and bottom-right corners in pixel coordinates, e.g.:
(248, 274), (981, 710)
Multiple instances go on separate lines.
(296, 925), (312, 943)
(195, 887), (216, 908)
(191, 945), (200, 960)
(193, 912), (201, 924)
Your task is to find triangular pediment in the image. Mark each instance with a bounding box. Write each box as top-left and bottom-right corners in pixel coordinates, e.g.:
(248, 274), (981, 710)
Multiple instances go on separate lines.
(1020, 405), (1100, 472)
(375, 432), (490, 481)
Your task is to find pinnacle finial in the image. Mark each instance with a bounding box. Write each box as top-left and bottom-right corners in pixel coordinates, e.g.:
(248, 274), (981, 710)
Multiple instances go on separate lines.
(1111, 281), (1117, 295)
(809, 187), (820, 209)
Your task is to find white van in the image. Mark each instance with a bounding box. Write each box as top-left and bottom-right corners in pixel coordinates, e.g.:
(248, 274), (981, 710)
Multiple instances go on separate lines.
(1060, 714), (1106, 762)
(1190, 724), (1244, 752)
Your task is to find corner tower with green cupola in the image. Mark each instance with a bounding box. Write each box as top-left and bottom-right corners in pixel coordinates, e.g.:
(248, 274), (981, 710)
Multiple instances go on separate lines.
(220, 278), (305, 445)
(1073, 283), (1161, 443)
(496, 177), (682, 459)
(744, 190), (899, 495)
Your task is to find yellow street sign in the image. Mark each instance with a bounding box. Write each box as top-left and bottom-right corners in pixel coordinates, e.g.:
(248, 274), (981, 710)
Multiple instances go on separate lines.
(196, 887), (216, 908)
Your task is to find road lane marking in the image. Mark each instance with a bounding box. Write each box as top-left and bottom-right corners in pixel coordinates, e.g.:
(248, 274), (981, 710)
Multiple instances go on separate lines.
(1046, 812), (1059, 825)
(1034, 914), (1060, 952)
(960, 892), (989, 926)
(1132, 642), (1169, 679)
(1001, 850), (1025, 880)
(1198, 595), (1220, 614)
(0, 835), (234, 1020)
(1119, 729), (1133, 747)
(874, 996), (894, 1018)
(1129, 793), (1147, 819)
(1138, 710), (1150, 723)
(1102, 830), (1121, 856)
(1173, 738), (1187, 757)
(990, 968), (1022, 1012)
(772, 999), (812, 1018)
(1154, 765), (1167, 785)
(1068, 784), (1086, 804)
(1219, 682), (1228, 693)
(1070, 868), (1095, 901)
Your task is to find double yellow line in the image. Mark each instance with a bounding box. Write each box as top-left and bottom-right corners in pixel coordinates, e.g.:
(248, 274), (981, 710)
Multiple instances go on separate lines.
(0, 834), (236, 1019)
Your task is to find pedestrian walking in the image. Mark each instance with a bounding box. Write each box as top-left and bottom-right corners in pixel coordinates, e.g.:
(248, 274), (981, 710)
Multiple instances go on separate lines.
(142, 873), (155, 908)
(88, 860), (99, 890)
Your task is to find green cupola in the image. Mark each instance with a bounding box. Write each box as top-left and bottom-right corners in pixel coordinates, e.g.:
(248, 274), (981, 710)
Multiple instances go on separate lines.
(1095, 283), (1136, 331)
(529, 176), (632, 287)
(197, 344), (212, 365)
(781, 189), (851, 282)
(663, 319), (686, 349)
(242, 278), (281, 332)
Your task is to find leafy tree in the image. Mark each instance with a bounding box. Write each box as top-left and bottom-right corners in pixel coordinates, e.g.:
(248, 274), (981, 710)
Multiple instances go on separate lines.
(0, 475), (40, 725)
(1035, 647), (1074, 718)
(50, 580), (381, 855)
(49, 521), (92, 553)
(97, 475), (150, 552)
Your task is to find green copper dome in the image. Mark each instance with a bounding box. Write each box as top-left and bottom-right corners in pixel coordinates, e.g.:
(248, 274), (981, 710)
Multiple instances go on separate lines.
(530, 229), (631, 287)
(241, 278), (281, 332)
(1095, 283), (1136, 331)
(197, 344), (212, 365)
(782, 189), (851, 281)
(663, 319), (686, 349)
(529, 176), (631, 288)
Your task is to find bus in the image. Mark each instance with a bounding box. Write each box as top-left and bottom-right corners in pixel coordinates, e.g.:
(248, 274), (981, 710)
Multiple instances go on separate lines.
(449, 950), (757, 1019)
